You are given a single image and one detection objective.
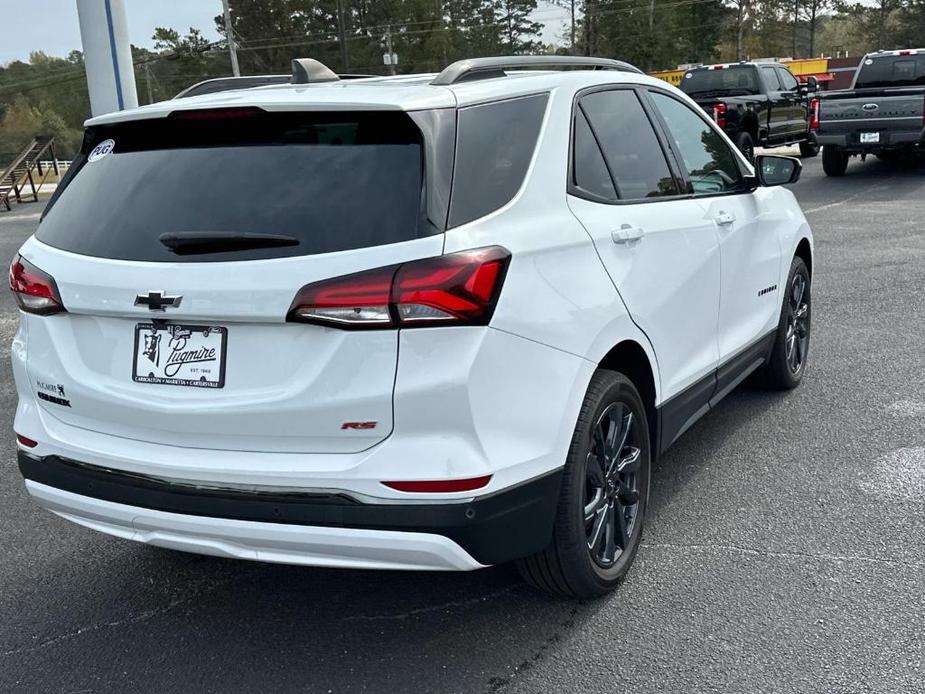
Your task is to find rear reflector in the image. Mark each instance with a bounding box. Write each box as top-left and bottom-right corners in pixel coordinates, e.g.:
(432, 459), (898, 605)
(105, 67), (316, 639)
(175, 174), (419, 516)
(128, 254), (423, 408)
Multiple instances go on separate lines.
(288, 246), (511, 329)
(16, 434), (37, 448)
(9, 255), (66, 315)
(382, 476), (492, 493)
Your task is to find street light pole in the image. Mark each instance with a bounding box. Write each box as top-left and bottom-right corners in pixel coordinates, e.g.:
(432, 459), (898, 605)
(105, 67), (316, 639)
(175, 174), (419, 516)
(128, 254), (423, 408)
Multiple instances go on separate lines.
(221, 0), (241, 77)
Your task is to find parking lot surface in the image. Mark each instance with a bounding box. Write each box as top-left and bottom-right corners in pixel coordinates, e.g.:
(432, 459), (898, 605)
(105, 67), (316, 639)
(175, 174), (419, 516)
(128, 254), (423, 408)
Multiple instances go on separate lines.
(2, 154), (925, 693)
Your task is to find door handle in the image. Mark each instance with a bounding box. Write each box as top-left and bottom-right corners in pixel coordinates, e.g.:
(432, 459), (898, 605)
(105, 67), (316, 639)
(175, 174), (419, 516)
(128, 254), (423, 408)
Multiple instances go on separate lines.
(715, 211), (736, 226)
(611, 224), (645, 244)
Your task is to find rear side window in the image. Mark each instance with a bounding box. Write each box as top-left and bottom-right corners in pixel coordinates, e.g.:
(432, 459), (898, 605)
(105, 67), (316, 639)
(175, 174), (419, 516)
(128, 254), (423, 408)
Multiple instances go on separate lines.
(855, 55), (925, 88)
(577, 89), (679, 201)
(448, 93), (548, 228)
(37, 110), (426, 262)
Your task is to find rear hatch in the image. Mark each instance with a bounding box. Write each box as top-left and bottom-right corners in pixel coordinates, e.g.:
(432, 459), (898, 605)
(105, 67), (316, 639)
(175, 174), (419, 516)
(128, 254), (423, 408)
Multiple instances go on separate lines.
(23, 107), (443, 453)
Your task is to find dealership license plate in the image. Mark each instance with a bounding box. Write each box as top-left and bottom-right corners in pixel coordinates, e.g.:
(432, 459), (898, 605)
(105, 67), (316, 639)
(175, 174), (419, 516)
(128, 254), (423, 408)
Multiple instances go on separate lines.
(860, 132), (880, 144)
(133, 323), (227, 388)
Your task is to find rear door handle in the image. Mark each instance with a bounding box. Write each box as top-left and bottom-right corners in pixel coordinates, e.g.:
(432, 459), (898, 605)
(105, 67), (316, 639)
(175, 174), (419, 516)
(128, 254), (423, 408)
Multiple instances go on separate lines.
(715, 211), (736, 226)
(611, 224), (645, 244)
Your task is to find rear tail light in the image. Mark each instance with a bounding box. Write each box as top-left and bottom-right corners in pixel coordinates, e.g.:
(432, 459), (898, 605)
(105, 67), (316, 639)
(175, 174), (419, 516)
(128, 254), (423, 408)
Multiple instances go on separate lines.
(287, 246), (511, 329)
(810, 98), (820, 130)
(9, 255), (66, 315)
(382, 476), (492, 493)
(713, 103), (727, 129)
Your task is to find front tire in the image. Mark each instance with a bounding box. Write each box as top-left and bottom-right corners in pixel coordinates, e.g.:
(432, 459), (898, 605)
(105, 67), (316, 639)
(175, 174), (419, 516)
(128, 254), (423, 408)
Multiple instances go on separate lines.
(516, 370), (650, 599)
(799, 134), (819, 158)
(758, 256), (811, 390)
(822, 145), (849, 176)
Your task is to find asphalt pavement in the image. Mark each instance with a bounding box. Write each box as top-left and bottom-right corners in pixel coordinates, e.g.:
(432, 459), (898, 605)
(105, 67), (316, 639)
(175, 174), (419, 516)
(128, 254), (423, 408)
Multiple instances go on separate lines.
(2, 153), (925, 693)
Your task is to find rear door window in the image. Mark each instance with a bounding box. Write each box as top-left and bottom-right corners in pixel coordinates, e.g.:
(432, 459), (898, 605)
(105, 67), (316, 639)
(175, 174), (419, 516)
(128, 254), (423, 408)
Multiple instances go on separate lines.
(37, 110), (427, 262)
(448, 93), (548, 228)
(577, 89), (679, 201)
(761, 66), (782, 90)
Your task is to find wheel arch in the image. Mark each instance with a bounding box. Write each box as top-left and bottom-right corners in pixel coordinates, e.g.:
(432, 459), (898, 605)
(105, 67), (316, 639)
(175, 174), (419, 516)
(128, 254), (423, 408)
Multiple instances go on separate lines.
(597, 340), (658, 459)
(795, 236), (813, 278)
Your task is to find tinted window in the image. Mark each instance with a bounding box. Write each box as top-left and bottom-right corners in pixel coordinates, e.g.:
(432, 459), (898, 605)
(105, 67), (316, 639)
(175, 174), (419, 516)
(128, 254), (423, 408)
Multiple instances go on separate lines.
(449, 93), (548, 228)
(650, 92), (744, 196)
(571, 110), (617, 201)
(37, 111), (425, 262)
(854, 55), (925, 88)
(579, 90), (678, 200)
(680, 66), (761, 96)
(761, 66), (782, 90)
(776, 67), (800, 91)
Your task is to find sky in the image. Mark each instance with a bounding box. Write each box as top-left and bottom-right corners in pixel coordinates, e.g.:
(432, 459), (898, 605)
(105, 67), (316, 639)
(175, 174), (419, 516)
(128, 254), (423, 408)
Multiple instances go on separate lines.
(0, 0), (569, 66)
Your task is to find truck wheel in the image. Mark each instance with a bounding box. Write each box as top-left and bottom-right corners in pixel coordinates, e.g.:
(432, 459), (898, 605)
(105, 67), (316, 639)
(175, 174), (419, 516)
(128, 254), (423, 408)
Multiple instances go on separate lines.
(822, 146), (849, 177)
(799, 134), (819, 158)
(735, 132), (755, 164)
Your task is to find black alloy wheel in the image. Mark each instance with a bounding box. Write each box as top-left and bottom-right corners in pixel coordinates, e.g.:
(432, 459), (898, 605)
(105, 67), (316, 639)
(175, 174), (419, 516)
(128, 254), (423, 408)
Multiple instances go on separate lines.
(785, 271), (810, 375)
(584, 402), (642, 568)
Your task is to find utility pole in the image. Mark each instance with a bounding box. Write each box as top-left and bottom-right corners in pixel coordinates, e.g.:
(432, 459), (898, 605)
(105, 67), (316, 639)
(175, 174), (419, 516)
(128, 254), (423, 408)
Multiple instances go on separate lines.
(570, 0), (576, 52)
(336, 0), (349, 73)
(385, 26), (396, 76)
(221, 0), (240, 77)
(436, 0), (447, 64)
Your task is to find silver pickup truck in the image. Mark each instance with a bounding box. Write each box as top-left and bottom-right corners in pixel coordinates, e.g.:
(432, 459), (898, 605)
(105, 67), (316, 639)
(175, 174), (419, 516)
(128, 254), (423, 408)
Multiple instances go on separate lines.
(817, 49), (925, 176)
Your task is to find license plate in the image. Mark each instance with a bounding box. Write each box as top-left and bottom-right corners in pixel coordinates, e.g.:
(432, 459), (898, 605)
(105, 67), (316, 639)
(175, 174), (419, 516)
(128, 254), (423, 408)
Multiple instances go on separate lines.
(133, 323), (227, 388)
(860, 132), (880, 144)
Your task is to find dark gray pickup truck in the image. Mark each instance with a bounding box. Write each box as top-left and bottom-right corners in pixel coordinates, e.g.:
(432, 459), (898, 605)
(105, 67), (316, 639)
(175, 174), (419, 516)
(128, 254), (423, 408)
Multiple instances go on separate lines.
(817, 49), (925, 176)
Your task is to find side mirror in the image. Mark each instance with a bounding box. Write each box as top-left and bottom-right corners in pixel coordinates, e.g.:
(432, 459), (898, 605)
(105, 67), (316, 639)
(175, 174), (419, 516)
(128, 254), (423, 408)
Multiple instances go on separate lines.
(800, 76), (819, 95)
(755, 155), (802, 186)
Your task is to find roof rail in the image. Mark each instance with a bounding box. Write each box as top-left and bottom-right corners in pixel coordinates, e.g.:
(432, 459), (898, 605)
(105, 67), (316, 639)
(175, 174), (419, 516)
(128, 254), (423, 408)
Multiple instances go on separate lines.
(431, 56), (643, 86)
(291, 58), (340, 84)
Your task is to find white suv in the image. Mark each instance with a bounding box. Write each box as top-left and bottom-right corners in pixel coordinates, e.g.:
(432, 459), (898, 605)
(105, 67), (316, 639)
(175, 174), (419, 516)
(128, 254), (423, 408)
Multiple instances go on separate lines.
(10, 57), (813, 599)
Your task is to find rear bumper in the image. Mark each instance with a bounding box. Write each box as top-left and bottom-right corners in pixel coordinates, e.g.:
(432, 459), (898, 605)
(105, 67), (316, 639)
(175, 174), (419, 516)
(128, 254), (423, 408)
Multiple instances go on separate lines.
(816, 127), (925, 149)
(19, 452), (562, 568)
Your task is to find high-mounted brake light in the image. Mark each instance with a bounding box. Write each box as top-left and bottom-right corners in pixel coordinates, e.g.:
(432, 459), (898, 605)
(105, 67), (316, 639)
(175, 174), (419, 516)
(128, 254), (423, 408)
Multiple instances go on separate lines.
(713, 102), (727, 129)
(169, 107), (265, 121)
(287, 246), (511, 329)
(382, 476), (492, 493)
(810, 98), (820, 130)
(9, 255), (66, 315)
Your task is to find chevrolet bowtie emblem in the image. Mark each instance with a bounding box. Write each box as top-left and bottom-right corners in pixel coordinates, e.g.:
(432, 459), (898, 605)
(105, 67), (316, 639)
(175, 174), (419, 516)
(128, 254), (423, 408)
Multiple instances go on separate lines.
(134, 291), (182, 311)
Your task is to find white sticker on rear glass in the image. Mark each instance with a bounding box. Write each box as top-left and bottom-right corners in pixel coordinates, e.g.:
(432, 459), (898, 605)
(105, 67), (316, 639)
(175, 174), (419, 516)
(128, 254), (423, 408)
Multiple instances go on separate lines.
(685, 73), (692, 79)
(865, 59), (873, 65)
(88, 139), (115, 162)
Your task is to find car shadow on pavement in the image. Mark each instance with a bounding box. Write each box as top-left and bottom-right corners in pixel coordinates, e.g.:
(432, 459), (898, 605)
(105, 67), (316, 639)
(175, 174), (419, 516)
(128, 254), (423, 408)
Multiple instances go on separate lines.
(4, 384), (790, 693)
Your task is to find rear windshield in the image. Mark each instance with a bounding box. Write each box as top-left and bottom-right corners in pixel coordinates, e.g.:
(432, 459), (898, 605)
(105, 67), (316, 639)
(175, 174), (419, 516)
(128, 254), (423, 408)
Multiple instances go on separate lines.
(680, 66), (761, 97)
(854, 55), (925, 89)
(37, 110), (426, 262)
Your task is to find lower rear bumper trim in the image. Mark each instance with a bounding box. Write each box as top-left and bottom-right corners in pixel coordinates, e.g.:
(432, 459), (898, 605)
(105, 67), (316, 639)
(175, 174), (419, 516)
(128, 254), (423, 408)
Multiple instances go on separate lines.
(18, 452), (562, 566)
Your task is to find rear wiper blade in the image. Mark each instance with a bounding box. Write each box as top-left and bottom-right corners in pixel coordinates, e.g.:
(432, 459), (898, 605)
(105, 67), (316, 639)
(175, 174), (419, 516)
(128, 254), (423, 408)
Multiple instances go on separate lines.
(159, 231), (299, 255)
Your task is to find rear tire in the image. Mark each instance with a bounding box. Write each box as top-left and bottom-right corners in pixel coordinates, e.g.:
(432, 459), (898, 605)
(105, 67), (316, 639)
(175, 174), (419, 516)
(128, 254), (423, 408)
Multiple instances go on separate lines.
(735, 131), (755, 164)
(516, 370), (651, 599)
(822, 146), (849, 176)
(757, 256), (811, 390)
